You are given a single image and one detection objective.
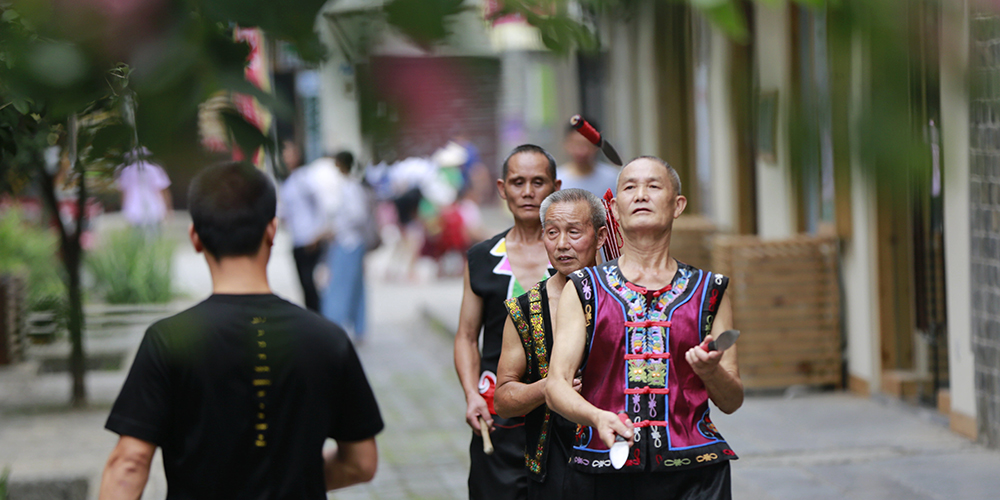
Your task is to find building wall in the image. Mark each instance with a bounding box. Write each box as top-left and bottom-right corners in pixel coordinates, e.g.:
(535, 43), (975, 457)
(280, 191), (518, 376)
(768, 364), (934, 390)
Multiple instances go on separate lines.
(606, 17), (639, 161)
(840, 20), (880, 394)
(316, 20), (364, 159)
(942, 0), (977, 440)
(707, 27), (736, 232)
(969, 7), (1000, 449)
(754, 4), (796, 239)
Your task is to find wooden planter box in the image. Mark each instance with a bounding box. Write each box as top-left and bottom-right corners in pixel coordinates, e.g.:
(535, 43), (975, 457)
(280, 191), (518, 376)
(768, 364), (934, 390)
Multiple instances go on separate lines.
(712, 235), (843, 390)
(0, 274), (27, 365)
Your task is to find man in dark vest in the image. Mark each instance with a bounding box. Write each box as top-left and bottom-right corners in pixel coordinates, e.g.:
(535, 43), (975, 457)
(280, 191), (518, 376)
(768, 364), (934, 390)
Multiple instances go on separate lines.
(547, 156), (743, 499)
(494, 188), (607, 499)
(454, 145), (560, 500)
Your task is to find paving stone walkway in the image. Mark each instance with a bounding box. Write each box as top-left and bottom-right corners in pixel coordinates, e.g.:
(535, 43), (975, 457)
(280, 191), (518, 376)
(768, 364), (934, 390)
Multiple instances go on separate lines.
(2, 212), (1000, 499)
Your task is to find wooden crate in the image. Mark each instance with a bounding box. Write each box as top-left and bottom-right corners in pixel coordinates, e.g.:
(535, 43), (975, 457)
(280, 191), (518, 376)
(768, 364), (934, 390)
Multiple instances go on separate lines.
(671, 215), (717, 271)
(712, 235), (843, 389)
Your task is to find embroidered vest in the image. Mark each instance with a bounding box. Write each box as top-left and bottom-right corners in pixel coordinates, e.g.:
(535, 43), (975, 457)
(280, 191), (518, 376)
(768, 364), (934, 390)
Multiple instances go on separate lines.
(504, 281), (574, 482)
(566, 260), (737, 473)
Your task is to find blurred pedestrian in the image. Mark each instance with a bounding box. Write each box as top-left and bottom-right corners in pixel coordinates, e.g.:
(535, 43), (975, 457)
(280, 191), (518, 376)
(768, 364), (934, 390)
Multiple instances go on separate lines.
(100, 162), (383, 499)
(322, 151), (370, 343)
(454, 145), (560, 500)
(557, 117), (619, 198)
(277, 139), (324, 312)
(116, 147), (172, 236)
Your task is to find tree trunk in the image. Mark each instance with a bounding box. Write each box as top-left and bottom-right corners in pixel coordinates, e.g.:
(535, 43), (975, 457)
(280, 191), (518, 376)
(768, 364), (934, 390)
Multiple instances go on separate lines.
(67, 114), (87, 408)
(37, 116), (88, 407)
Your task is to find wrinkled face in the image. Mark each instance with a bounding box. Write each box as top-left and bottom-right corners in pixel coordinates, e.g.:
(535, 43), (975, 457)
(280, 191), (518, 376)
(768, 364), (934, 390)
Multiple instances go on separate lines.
(564, 132), (599, 166)
(498, 152), (559, 223)
(612, 158), (686, 232)
(543, 199), (607, 276)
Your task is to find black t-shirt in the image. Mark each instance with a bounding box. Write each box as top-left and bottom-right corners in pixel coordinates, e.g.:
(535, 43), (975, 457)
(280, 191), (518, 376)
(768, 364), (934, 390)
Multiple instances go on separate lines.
(106, 294), (383, 500)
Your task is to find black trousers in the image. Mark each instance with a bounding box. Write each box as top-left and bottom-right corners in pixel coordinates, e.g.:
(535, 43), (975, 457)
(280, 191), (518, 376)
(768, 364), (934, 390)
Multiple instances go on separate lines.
(292, 244), (323, 312)
(564, 461), (732, 500)
(469, 423), (528, 500)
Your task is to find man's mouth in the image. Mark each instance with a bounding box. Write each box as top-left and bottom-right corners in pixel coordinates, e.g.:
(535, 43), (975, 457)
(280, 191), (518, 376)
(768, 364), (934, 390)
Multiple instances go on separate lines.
(632, 207), (652, 214)
(556, 255), (575, 262)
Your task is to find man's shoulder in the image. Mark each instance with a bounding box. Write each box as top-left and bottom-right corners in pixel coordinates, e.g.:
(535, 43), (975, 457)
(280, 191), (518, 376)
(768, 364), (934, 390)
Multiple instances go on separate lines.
(149, 296), (347, 342)
(467, 228), (509, 258)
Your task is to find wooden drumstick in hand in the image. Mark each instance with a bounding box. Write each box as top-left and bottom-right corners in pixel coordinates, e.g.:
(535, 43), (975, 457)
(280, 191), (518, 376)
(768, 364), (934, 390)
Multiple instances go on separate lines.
(478, 415), (494, 455)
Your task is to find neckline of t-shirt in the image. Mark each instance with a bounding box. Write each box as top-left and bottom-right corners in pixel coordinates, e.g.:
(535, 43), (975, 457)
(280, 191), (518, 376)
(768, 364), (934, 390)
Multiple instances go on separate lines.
(207, 293), (280, 302)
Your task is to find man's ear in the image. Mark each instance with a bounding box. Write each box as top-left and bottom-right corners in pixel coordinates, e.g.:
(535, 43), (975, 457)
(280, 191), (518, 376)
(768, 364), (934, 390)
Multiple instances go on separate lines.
(673, 195), (688, 219)
(496, 178), (507, 200)
(554, 179), (562, 191)
(264, 218), (278, 247)
(189, 224), (204, 254)
(596, 225), (608, 250)
(610, 198), (620, 222)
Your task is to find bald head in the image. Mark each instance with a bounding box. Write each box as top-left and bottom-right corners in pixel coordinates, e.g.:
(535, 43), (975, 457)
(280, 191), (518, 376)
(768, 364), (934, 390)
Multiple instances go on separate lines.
(616, 156), (682, 198)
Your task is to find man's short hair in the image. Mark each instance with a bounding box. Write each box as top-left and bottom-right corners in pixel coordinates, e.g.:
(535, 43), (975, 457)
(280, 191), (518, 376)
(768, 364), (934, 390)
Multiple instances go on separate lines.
(335, 151), (354, 173)
(539, 188), (608, 233)
(618, 155), (683, 196)
(501, 144), (557, 181)
(188, 161), (277, 258)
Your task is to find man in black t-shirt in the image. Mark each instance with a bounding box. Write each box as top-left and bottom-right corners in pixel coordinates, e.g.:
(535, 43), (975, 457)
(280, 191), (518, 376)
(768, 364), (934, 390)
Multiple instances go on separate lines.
(100, 162), (383, 499)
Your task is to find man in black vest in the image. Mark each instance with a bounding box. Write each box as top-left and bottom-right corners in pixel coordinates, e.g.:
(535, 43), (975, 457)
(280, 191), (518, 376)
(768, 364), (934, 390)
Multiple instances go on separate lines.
(454, 145), (560, 500)
(494, 188), (607, 499)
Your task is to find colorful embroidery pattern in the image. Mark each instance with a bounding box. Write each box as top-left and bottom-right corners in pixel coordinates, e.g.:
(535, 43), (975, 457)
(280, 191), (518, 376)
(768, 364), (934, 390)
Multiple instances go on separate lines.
(505, 297), (533, 376)
(604, 265), (692, 387)
(528, 287), (547, 378)
(511, 284), (553, 476)
(604, 264), (693, 436)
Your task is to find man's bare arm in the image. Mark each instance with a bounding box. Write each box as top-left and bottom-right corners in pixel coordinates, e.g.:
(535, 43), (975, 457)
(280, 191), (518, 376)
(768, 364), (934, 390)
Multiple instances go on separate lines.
(99, 436), (156, 500)
(324, 438), (378, 491)
(546, 281), (632, 449)
(453, 265), (491, 433)
(494, 316), (546, 418)
(684, 294), (743, 414)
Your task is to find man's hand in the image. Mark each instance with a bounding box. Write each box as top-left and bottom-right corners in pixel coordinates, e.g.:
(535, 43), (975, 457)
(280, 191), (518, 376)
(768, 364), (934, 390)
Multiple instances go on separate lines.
(572, 377), (583, 393)
(688, 294), (743, 414)
(466, 393), (493, 435)
(684, 335), (726, 381)
(594, 411), (634, 449)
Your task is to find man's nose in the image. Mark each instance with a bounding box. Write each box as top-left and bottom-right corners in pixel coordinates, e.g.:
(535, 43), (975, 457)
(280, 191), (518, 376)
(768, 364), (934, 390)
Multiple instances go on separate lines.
(556, 232), (571, 249)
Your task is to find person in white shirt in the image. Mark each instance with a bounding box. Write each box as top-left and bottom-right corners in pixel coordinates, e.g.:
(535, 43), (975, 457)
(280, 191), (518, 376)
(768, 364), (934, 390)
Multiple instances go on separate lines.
(116, 147), (172, 235)
(277, 140), (326, 312)
(556, 118), (620, 199)
(322, 151), (370, 342)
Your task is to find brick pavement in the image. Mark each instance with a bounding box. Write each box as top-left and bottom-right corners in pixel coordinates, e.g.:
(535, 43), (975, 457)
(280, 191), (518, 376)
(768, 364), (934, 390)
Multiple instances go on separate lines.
(3, 208), (1000, 499)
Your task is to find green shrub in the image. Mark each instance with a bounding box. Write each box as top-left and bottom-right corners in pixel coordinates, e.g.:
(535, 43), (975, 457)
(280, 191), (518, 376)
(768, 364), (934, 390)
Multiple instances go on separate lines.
(87, 228), (174, 304)
(0, 466), (9, 500)
(0, 208), (65, 313)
